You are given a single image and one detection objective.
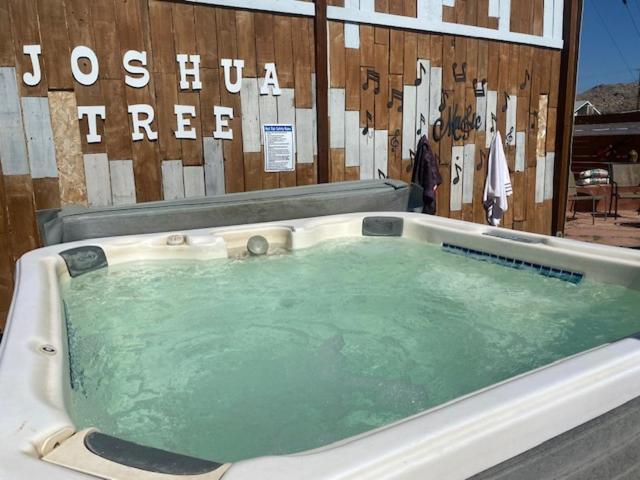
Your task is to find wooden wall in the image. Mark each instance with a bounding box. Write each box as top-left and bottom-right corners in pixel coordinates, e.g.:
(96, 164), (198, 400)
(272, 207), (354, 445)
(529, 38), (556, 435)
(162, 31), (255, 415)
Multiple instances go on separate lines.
(0, 0), (564, 331)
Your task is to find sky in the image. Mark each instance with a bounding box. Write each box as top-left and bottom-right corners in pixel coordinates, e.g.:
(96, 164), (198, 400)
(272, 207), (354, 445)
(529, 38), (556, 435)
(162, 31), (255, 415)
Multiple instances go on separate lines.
(577, 0), (640, 93)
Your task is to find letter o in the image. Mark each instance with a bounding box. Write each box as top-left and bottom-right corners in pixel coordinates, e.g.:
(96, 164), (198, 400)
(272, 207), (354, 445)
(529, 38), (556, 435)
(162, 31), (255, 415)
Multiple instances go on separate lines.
(71, 46), (99, 86)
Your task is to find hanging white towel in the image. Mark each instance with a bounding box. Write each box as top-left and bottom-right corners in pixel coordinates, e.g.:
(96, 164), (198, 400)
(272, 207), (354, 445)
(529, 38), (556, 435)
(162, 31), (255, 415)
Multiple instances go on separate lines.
(483, 131), (512, 226)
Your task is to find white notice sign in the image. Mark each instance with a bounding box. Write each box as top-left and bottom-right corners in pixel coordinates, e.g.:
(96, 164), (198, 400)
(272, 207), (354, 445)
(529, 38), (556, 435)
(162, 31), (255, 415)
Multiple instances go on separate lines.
(263, 124), (295, 172)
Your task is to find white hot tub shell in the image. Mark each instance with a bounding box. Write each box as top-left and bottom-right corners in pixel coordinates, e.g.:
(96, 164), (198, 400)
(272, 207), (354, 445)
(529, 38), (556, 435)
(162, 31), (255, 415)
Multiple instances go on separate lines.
(1, 212), (640, 480)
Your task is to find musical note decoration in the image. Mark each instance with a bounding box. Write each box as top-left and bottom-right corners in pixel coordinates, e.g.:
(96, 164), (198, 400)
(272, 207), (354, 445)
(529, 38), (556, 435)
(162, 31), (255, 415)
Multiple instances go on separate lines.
(405, 149), (416, 172)
(452, 62), (467, 83)
(377, 169), (387, 179)
(490, 113), (497, 133)
(362, 69), (381, 95)
(390, 129), (400, 153)
(506, 127), (515, 145)
(473, 78), (487, 98)
(416, 113), (426, 136)
(439, 89), (451, 112)
(386, 89), (403, 112)
(519, 69), (531, 90)
(362, 110), (373, 136)
(415, 62), (427, 86)
(452, 163), (462, 185)
(477, 149), (486, 171)
(501, 92), (510, 112)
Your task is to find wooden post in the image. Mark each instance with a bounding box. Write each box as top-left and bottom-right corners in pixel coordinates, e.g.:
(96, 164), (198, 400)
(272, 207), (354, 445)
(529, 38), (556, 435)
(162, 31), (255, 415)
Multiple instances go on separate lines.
(314, 0), (329, 184)
(552, 0), (583, 236)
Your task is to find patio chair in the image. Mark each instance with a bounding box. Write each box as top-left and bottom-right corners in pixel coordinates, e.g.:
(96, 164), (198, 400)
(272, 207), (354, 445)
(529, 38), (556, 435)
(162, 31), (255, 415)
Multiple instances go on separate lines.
(608, 163), (640, 218)
(568, 174), (604, 225)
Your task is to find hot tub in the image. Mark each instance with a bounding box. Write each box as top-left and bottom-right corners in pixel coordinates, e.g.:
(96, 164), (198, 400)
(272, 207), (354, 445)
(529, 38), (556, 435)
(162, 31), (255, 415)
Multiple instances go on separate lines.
(1, 212), (640, 480)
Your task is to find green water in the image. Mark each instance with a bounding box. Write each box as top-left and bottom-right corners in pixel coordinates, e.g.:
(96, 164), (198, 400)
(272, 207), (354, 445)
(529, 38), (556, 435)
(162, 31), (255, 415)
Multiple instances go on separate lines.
(62, 237), (640, 463)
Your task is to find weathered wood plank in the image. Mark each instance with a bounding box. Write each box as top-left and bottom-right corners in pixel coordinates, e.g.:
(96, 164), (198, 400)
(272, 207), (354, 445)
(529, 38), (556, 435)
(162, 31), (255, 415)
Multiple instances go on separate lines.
(8, 0), (46, 96)
(103, 79), (133, 160)
(203, 137), (225, 196)
(32, 177), (61, 210)
(450, 145), (464, 211)
(110, 159), (137, 205)
(37, 0), (73, 89)
(0, 68), (29, 175)
(374, 129), (388, 178)
(359, 130), (375, 179)
(4, 174), (39, 262)
(401, 85), (416, 161)
(345, 110), (360, 168)
(273, 15), (294, 88)
(183, 166), (206, 197)
(329, 88), (346, 149)
(415, 59), (430, 144)
(21, 96), (57, 179)
(240, 77), (261, 153)
(83, 153), (112, 207)
(0, 1), (14, 66)
(295, 108), (315, 164)
(162, 160), (185, 200)
(462, 143), (475, 204)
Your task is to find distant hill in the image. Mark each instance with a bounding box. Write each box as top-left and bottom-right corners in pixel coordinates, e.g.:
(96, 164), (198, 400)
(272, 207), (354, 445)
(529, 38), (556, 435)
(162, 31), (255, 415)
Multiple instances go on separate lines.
(577, 82), (639, 114)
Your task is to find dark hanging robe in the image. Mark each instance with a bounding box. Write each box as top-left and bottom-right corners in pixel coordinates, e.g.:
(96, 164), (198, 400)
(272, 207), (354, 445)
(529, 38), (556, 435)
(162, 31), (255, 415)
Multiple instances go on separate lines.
(412, 135), (443, 215)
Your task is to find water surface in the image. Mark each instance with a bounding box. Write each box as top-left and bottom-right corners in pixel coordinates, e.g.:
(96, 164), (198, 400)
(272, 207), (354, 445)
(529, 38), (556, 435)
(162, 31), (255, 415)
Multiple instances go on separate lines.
(62, 237), (640, 462)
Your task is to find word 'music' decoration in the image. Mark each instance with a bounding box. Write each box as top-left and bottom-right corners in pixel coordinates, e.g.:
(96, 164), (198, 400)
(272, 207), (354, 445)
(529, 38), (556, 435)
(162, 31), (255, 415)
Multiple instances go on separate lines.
(21, 44), (282, 143)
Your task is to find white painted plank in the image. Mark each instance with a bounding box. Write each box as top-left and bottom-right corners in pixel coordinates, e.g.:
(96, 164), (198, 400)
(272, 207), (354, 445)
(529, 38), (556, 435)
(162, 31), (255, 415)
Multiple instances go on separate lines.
(240, 77), (261, 153)
(543, 0), (554, 38)
(162, 160), (186, 200)
(277, 88), (296, 125)
(203, 137), (225, 196)
(415, 59), (430, 144)
(498, 0), (511, 31)
(402, 85), (417, 161)
(185, 0), (315, 17)
(83, 153), (112, 207)
(0, 67), (29, 175)
(311, 73), (318, 155)
(488, 0), (500, 17)
(326, 5), (564, 49)
(476, 91), (487, 132)
(442, 0), (454, 6)
(450, 145), (464, 211)
(186, 1), (564, 49)
(505, 95), (517, 146)
(329, 88), (345, 149)
(544, 152), (555, 200)
(462, 144), (475, 204)
(535, 156), (546, 204)
(428, 67), (442, 125)
(344, 23), (360, 49)
(110, 160), (136, 205)
(296, 108), (314, 164)
(21, 97), (57, 178)
(553, 0), (564, 40)
(359, 0), (374, 11)
(359, 130), (374, 180)
(345, 111), (360, 167)
(425, 0), (443, 21)
(183, 166), (206, 198)
(374, 130), (388, 178)
(515, 131), (526, 172)
(258, 78), (278, 146)
(485, 90), (498, 148)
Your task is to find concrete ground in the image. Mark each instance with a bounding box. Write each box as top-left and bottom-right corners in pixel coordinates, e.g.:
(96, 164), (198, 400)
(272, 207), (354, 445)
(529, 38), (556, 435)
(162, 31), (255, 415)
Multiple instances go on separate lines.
(564, 209), (640, 249)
